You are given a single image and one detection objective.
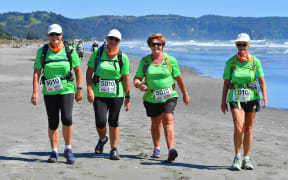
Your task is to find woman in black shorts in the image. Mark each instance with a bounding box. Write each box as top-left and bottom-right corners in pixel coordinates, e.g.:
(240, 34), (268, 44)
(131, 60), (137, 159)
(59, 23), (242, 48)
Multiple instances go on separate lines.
(133, 33), (190, 162)
(221, 33), (268, 170)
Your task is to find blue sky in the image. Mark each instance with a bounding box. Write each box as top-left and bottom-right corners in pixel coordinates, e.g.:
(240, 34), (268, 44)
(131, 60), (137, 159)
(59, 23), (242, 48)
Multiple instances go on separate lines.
(1, 0), (288, 18)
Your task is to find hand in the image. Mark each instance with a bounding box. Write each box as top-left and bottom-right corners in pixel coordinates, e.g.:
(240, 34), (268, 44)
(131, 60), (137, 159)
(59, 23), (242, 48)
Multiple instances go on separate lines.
(124, 98), (130, 111)
(139, 84), (147, 91)
(31, 92), (39, 105)
(87, 89), (94, 103)
(221, 103), (228, 114)
(183, 94), (190, 105)
(261, 97), (268, 108)
(75, 90), (83, 102)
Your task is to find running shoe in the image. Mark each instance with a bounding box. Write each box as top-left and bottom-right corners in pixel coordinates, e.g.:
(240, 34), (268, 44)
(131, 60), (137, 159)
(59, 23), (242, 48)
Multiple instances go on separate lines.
(110, 148), (120, 160)
(47, 151), (58, 163)
(167, 149), (178, 162)
(95, 136), (108, 154)
(152, 148), (160, 158)
(242, 159), (254, 170)
(64, 149), (76, 164)
(232, 156), (242, 171)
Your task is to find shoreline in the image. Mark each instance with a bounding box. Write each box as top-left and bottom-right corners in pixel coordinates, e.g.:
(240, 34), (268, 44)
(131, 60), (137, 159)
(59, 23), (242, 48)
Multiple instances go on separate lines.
(0, 47), (287, 179)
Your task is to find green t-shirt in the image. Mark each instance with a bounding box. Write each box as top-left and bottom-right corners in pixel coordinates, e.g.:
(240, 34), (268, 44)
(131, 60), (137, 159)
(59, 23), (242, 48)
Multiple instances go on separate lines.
(34, 45), (81, 95)
(223, 55), (264, 102)
(87, 48), (130, 98)
(135, 54), (181, 103)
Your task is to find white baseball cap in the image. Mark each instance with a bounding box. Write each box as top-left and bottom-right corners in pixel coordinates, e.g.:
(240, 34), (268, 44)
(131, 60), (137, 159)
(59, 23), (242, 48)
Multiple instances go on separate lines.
(47, 24), (62, 34)
(235, 33), (251, 43)
(107, 29), (121, 40)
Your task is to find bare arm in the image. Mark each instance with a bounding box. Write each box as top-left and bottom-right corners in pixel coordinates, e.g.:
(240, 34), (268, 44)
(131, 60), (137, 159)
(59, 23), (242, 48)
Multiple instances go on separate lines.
(122, 74), (130, 111)
(221, 79), (230, 114)
(175, 75), (190, 105)
(133, 77), (146, 91)
(258, 77), (268, 108)
(74, 66), (83, 102)
(31, 69), (42, 105)
(86, 67), (95, 103)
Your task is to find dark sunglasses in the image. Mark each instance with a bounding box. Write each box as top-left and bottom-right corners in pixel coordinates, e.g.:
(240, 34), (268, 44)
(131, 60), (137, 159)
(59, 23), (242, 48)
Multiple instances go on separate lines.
(49, 33), (61, 37)
(108, 36), (120, 42)
(236, 43), (247, 47)
(151, 42), (162, 47)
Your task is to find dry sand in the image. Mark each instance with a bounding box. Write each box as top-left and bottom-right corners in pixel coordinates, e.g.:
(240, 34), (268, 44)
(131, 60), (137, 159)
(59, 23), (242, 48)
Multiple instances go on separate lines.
(0, 46), (287, 180)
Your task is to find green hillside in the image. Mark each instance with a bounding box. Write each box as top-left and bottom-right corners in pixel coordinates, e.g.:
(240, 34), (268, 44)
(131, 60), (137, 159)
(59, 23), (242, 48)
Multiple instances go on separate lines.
(1, 11), (288, 40)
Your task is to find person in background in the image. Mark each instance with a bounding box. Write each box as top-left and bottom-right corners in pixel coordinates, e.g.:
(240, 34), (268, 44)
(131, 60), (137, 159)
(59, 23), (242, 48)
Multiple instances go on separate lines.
(76, 40), (85, 61)
(133, 33), (190, 162)
(91, 40), (99, 52)
(31, 24), (83, 164)
(221, 33), (268, 171)
(86, 29), (130, 160)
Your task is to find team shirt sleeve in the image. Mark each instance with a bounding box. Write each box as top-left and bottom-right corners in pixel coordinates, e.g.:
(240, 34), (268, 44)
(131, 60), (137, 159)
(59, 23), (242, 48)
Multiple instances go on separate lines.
(87, 49), (98, 69)
(135, 57), (146, 78)
(71, 48), (81, 68)
(223, 58), (233, 80)
(121, 53), (130, 75)
(169, 55), (181, 78)
(33, 48), (43, 69)
(255, 57), (264, 77)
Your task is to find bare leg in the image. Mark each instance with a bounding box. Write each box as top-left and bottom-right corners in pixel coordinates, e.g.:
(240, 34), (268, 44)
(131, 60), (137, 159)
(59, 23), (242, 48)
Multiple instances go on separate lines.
(231, 109), (245, 154)
(162, 113), (175, 149)
(151, 116), (162, 147)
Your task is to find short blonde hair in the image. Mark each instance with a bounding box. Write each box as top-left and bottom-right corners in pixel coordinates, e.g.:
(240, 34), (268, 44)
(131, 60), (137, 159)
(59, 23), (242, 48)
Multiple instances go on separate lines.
(147, 33), (166, 47)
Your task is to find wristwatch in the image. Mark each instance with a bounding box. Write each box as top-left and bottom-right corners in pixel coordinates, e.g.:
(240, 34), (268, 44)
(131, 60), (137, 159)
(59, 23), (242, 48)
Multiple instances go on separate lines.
(77, 87), (83, 90)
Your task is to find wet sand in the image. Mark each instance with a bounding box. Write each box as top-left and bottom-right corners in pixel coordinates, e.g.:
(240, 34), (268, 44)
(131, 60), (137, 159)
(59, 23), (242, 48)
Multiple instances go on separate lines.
(0, 46), (287, 180)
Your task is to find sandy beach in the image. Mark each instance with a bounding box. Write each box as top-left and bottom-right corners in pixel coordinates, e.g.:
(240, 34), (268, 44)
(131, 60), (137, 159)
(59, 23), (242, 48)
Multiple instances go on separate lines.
(0, 46), (287, 180)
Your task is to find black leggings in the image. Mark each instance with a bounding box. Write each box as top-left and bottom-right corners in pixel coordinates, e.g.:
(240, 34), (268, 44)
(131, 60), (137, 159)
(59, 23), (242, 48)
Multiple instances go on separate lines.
(44, 94), (74, 130)
(93, 97), (124, 129)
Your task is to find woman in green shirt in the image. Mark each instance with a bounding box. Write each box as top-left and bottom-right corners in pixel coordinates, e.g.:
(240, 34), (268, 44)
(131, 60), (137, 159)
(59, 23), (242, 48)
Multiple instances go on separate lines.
(86, 29), (130, 160)
(31, 24), (83, 164)
(133, 33), (190, 162)
(221, 33), (268, 171)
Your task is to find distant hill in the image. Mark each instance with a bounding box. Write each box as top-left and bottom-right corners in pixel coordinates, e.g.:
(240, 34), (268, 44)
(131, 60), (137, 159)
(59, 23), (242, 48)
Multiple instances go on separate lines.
(1, 11), (288, 40)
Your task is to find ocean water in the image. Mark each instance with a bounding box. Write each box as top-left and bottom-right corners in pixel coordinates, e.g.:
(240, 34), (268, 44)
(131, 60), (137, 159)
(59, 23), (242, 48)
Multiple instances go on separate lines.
(85, 40), (288, 110)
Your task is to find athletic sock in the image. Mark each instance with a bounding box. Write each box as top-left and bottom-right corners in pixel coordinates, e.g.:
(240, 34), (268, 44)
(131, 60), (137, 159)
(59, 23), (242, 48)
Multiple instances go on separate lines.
(51, 148), (58, 153)
(244, 156), (250, 160)
(154, 147), (160, 150)
(65, 145), (72, 150)
(168, 148), (175, 152)
(235, 153), (241, 159)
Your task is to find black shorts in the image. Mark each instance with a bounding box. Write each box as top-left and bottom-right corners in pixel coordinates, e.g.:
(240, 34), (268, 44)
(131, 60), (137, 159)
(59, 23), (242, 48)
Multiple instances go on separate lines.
(77, 52), (83, 57)
(229, 100), (260, 112)
(143, 97), (178, 117)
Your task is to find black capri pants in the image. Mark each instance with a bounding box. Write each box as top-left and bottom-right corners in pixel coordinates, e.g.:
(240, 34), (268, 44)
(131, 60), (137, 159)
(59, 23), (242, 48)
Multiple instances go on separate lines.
(44, 93), (74, 130)
(93, 97), (124, 129)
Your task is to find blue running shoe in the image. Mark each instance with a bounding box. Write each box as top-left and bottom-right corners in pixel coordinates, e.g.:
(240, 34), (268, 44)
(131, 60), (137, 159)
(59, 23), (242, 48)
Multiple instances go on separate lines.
(167, 149), (178, 162)
(64, 149), (75, 164)
(110, 148), (120, 160)
(152, 148), (160, 158)
(48, 151), (58, 163)
(95, 136), (108, 154)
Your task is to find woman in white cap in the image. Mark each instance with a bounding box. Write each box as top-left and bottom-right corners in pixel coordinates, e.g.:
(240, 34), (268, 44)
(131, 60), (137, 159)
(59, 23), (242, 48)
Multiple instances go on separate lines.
(86, 29), (130, 160)
(221, 33), (268, 170)
(31, 24), (83, 164)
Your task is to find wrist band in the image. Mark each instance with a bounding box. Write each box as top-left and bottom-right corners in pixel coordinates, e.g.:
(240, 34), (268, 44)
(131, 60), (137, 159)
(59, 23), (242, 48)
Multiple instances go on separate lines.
(77, 87), (83, 90)
(125, 96), (130, 99)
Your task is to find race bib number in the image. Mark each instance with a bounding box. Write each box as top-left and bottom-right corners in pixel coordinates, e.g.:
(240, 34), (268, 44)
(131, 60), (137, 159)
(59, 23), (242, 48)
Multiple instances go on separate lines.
(233, 88), (250, 102)
(45, 77), (63, 92)
(99, 80), (116, 93)
(154, 88), (171, 101)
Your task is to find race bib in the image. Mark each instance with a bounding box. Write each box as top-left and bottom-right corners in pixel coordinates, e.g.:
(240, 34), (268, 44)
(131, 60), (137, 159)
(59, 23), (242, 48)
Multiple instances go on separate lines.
(45, 77), (63, 92)
(154, 88), (171, 101)
(233, 88), (250, 102)
(99, 80), (116, 93)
